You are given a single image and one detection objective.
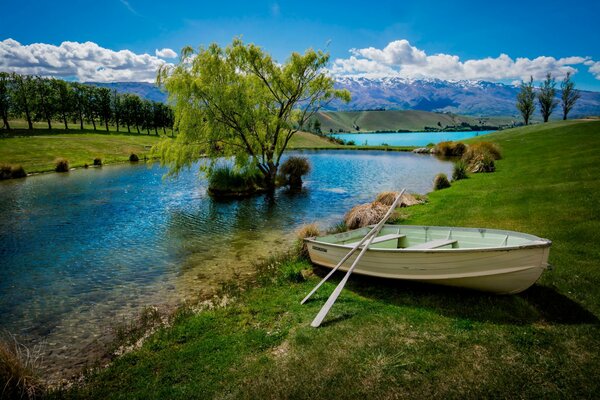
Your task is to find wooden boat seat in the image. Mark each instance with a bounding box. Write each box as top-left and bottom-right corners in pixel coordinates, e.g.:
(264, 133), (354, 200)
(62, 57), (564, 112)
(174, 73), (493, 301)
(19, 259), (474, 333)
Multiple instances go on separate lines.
(346, 233), (405, 247)
(407, 239), (457, 249)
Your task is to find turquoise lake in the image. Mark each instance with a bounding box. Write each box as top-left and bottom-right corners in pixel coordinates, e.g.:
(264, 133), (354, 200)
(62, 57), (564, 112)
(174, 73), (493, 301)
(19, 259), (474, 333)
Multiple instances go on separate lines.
(0, 150), (452, 379)
(330, 130), (494, 146)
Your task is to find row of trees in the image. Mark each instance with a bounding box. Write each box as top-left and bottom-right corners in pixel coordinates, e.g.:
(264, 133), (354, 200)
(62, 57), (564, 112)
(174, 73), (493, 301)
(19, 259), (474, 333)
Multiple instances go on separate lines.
(0, 72), (174, 134)
(516, 72), (581, 125)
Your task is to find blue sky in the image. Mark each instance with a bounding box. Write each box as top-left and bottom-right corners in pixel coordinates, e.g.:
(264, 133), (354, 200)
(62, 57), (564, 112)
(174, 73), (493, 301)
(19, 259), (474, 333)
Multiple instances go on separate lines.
(1, 0), (599, 90)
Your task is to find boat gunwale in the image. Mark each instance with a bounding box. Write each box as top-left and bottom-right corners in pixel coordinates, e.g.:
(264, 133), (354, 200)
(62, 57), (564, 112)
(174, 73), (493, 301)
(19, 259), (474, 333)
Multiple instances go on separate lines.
(304, 224), (552, 254)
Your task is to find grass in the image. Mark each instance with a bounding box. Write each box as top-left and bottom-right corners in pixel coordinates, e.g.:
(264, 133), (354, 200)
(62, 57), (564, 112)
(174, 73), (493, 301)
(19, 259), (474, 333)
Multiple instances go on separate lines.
(317, 110), (515, 133)
(0, 129), (162, 173)
(57, 119), (600, 399)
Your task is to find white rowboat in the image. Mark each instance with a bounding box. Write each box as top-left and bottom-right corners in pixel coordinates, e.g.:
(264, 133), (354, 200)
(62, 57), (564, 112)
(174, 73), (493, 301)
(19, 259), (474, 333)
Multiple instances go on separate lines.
(305, 225), (552, 294)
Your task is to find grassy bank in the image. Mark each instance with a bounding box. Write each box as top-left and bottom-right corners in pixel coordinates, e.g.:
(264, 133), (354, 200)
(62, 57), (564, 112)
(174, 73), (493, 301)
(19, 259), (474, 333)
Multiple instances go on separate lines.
(55, 120), (600, 398)
(0, 128), (343, 174)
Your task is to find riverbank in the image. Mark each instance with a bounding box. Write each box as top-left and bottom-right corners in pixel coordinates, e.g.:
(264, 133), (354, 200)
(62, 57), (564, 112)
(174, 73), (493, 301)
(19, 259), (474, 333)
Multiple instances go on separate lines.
(0, 129), (421, 176)
(50, 120), (600, 398)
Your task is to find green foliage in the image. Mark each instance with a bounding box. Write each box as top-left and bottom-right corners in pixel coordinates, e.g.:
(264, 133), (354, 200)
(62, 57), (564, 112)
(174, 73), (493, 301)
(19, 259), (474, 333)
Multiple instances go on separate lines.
(54, 157), (69, 172)
(207, 165), (265, 196)
(154, 38), (350, 189)
(433, 173), (451, 190)
(452, 160), (469, 181)
(538, 73), (558, 123)
(561, 72), (581, 120)
(517, 76), (536, 125)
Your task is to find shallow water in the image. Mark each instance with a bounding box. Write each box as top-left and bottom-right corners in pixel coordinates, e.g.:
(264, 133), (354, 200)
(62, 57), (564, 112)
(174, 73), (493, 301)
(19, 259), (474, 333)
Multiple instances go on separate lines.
(0, 150), (451, 380)
(330, 130), (494, 146)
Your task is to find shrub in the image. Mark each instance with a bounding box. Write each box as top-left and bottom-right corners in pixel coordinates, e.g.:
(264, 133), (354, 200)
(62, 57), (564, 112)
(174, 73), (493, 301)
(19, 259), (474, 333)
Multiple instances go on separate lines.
(433, 173), (451, 190)
(468, 153), (496, 173)
(434, 141), (467, 157)
(208, 165), (264, 196)
(93, 157), (102, 166)
(344, 202), (390, 229)
(452, 160), (469, 181)
(295, 223), (321, 258)
(0, 164), (26, 180)
(0, 334), (45, 399)
(280, 156), (311, 190)
(129, 153), (140, 162)
(346, 140), (356, 146)
(55, 158), (69, 172)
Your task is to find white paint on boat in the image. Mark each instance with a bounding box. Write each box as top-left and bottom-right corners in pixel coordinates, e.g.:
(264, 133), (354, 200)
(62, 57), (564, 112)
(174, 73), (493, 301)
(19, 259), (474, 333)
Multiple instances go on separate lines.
(304, 225), (552, 294)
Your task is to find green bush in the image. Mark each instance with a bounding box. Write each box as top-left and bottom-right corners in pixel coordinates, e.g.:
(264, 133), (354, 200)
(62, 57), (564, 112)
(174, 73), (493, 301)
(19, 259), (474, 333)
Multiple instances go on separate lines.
(433, 173), (451, 190)
(55, 158), (69, 172)
(452, 160), (469, 181)
(208, 165), (264, 196)
(93, 157), (102, 166)
(129, 153), (140, 162)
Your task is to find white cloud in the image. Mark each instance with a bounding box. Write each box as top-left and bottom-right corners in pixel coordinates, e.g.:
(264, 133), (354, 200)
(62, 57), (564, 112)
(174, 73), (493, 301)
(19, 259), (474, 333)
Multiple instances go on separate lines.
(0, 39), (171, 82)
(332, 39), (598, 82)
(589, 62), (600, 79)
(155, 48), (177, 58)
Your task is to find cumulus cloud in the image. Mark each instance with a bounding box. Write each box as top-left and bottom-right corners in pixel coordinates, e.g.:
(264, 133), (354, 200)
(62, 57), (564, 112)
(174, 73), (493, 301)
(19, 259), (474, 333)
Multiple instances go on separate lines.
(332, 39), (597, 82)
(155, 48), (177, 58)
(0, 39), (171, 82)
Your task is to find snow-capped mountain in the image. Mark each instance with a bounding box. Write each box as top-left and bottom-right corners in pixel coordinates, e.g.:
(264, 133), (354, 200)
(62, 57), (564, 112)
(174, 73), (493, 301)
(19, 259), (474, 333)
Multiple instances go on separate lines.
(89, 78), (600, 117)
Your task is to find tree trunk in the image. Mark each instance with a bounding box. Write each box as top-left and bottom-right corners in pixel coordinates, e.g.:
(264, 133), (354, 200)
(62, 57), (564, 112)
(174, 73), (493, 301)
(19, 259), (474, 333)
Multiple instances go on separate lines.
(162, 126), (166, 135)
(46, 117), (52, 130)
(116, 119), (119, 132)
(63, 113), (68, 130)
(79, 111), (84, 129)
(91, 118), (96, 130)
(126, 122), (130, 133)
(136, 125), (140, 134)
(25, 108), (33, 130)
(154, 127), (158, 135)
(2, 112), (10, 130)
(105, 119), (109, 132)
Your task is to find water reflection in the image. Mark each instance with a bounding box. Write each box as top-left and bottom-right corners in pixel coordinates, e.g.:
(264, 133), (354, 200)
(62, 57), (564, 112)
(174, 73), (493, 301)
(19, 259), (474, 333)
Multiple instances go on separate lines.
(0, 150), (451, 380)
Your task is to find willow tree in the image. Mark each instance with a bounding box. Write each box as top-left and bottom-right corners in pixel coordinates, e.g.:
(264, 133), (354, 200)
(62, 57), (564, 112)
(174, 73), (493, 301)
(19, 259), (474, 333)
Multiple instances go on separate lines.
(153, 38), (350, 191)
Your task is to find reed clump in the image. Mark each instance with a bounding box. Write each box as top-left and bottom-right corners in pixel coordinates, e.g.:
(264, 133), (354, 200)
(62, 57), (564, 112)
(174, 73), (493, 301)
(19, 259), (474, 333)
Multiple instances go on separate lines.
(93, 157), (102, 166)
(452, 160), (469, 181)
(462, 142), (501, 173)
(433, 173), (451, 190)
(295, 223), (321, 258)
(344, 202), (390, 229)
(208, 166), (265, 197)
(375, 191), (422, 207)
(0, 164), (26, 180)
(0, 334), (45, 399)
(434, 141), (467, 157)
(279, 156), (311, 190)
(54, 158), (69, 172)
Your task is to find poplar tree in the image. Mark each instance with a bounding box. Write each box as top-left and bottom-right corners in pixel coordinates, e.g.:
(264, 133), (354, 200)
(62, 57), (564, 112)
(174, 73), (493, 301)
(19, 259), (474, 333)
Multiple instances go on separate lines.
(560, 72), (580, 120)
(516, 76), (536, 125)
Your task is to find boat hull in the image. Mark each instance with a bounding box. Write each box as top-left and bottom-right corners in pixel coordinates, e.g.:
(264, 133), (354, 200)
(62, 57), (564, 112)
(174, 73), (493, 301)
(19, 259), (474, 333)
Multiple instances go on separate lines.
(306, 229), (551, 294)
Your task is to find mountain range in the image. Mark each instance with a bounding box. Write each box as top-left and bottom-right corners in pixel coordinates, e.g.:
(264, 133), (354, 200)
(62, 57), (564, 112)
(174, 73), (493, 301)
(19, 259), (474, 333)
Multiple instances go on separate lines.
(89, 77), (600, 118)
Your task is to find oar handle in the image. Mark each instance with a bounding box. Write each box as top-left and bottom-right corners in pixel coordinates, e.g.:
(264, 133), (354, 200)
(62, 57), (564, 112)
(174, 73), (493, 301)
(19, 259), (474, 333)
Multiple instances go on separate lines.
(300, 188), (406, 305)
(309, 190), (406, 327)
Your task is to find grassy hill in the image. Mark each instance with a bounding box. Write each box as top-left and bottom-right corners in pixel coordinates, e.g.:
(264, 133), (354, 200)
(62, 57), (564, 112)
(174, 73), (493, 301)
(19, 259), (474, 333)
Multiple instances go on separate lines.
(61, 120), (600, 398)
(317, 110), (516, 133)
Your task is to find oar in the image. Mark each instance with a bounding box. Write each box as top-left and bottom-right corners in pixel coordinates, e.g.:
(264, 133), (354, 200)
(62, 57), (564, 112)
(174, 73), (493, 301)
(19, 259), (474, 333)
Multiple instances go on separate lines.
(309, 190), (406, 328)
(301, 188), (406, 305)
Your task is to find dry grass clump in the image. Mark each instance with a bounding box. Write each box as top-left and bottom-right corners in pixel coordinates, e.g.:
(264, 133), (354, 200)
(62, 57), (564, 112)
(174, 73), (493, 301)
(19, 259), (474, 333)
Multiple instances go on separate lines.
(375, 191), (422, 207)
(54, 158), (69, 172)
(0, 164), (26, 180)
(345, 202), (390, 229)
(462, 142), (501, 173)
(280, 156), (311, 190)
(0, 334), (45, 399)
(434, 141), (467, 157)
(433, 173), (451, 190)
(295, 223), (321, 258)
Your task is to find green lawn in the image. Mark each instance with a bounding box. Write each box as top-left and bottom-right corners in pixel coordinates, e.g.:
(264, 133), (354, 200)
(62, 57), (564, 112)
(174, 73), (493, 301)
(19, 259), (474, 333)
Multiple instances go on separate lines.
(60, 120), (600, 399)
